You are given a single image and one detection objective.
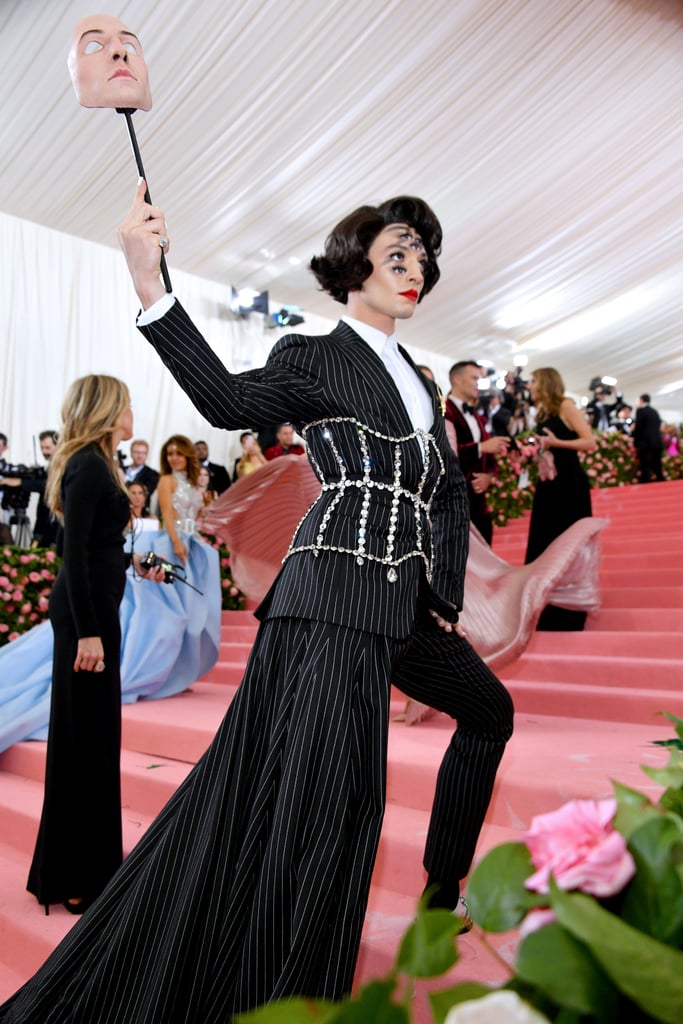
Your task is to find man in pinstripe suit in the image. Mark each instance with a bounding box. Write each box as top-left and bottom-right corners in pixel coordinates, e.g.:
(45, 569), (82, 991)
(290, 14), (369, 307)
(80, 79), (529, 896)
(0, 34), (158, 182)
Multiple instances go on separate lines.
(1, 187), (513, 1023)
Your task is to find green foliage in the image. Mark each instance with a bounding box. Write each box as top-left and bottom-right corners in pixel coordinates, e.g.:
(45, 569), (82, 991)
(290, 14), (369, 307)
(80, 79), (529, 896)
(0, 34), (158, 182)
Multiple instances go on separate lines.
(396, 900), (460, 977)
(515, 922), (618, 1019)
(467, 842), (541, 931)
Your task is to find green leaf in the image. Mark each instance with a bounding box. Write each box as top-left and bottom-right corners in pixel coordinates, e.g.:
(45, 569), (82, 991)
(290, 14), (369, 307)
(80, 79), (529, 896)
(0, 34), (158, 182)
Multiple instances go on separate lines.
(612, 780), (658, 838)
(660, 711), (683, 742)
(516, 922), (617, 1020)
(331, 980), (408, 1024)
(621, 817), (683, 945)
(660, 787), (683, 818)
(235, 997), (337, 1023)
(428, 983), (492, 1023)
(642, 760), (683, 790)
(396, 904), (459, 978)
(467, 843), (542, 932)
(550, 884), (683, 1024)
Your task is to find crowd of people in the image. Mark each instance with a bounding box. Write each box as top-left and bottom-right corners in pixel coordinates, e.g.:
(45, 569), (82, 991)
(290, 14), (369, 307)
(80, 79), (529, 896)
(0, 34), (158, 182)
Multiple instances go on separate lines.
(0, 423), (307, 549)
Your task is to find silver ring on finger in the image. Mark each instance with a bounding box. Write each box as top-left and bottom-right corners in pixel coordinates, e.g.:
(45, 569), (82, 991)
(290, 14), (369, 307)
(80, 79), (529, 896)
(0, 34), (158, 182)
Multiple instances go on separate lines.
(159, 235), (168, 249)
(94, 660), (105, 673)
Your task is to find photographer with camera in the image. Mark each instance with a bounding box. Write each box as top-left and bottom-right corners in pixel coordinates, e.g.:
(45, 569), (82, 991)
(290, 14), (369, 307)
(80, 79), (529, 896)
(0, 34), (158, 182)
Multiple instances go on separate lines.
(0, 430), (60, 548)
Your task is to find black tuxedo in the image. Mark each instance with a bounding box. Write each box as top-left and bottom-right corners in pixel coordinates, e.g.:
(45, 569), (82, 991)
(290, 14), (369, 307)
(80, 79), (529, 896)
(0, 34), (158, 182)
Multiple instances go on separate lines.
(204, 460), (230, 495)
(4, 302), (512, 1019)
(444, 398), (495, 544)
(633, 404), (664, 482)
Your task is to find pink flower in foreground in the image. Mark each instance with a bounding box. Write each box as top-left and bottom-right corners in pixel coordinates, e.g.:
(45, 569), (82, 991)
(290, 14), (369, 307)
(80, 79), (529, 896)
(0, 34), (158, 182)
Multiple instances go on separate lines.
(523, 798), (635, 897)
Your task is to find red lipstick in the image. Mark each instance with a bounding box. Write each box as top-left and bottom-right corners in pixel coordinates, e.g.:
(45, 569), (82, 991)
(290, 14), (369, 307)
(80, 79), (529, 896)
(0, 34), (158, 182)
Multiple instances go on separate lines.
(399, 289), (419, 302)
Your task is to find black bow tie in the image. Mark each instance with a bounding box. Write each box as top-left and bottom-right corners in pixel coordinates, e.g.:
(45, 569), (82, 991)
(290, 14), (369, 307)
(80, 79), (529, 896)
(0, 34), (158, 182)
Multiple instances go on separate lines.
(462, 402), (477, 416)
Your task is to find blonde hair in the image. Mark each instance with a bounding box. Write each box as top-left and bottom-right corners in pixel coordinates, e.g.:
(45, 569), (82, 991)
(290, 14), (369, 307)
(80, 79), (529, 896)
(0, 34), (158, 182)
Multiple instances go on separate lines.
(530, 367), (566, 422)
(46, 375), (130, 518)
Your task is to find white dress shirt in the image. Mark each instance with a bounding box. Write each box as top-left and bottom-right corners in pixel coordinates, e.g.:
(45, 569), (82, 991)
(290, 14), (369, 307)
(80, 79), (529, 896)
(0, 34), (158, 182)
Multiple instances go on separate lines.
(341, 316), (433, 433)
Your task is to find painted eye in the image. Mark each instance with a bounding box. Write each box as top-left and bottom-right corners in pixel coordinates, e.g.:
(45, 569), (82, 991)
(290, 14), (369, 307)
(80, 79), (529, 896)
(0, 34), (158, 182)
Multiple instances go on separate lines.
(83, 40), (103, 55)
(124, 41), (138, 55)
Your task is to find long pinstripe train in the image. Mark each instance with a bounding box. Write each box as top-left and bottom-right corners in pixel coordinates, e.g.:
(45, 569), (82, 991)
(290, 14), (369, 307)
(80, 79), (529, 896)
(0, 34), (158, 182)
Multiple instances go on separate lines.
(0, 304), (513, 1023)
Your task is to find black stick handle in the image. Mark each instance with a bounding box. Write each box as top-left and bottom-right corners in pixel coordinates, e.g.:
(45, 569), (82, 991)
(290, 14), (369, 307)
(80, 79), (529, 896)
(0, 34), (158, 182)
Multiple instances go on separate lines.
(117, 108), (172, 293)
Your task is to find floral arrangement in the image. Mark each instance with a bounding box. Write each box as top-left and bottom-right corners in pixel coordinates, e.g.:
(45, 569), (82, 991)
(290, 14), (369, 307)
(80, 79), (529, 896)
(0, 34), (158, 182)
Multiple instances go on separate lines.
(197, 527), (246, 611)
(0, 529), (246, 645)
(239, 713), (683, 1023)
(577, 430), (638, 488)
(486, 431), (683, 527)
(0, 545), (60, 647)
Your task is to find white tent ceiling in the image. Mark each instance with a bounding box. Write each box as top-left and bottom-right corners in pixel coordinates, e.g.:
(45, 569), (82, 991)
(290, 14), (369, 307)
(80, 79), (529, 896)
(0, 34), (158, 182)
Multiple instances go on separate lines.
(2, 0), (683, 415)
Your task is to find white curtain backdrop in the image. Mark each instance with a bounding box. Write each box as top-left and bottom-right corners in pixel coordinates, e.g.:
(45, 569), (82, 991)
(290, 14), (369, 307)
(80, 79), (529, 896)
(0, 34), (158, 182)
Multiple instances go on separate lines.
(0, 212), (453, 473)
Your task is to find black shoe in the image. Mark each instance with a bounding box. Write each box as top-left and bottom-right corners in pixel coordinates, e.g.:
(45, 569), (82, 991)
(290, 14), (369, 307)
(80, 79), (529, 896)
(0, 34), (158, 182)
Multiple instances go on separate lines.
(63, 897), (93, 915)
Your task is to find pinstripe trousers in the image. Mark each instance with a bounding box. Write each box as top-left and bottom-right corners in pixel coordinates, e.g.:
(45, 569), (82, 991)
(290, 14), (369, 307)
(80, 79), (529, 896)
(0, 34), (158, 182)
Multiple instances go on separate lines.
(1, 611), (512, 1023)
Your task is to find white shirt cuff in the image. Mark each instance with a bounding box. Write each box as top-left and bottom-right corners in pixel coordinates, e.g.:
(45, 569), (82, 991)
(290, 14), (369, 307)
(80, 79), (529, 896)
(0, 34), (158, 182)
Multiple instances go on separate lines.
(137, 293), (176, 326)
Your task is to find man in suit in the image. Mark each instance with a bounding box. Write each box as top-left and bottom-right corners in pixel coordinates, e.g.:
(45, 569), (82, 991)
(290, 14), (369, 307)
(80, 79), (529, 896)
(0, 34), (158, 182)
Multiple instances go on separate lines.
(26, 186), (512, 1021)
(444, 361), (510, 544)
(633, 393), (664, 482)
(194, 439), (231, 494)
(124, 438), (160, 511)
(264, 422), (305, 460)
(486, 390), (512, 437)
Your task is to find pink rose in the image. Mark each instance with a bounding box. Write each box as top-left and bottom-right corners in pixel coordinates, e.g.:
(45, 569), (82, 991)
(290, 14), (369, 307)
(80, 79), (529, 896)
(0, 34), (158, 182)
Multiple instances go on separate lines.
(8, 632), (20, 642)
(12, 589), (22, 602)
(0, 623), (8, 633)
(45, 550), (56, 562)
(29, 571), (41, 583)
(38, 596), (49, 612)
(523, 798), (635, 897)
(20, 602), (31, 615)
(20, 554), (31, 564)
(0, 576), (8, 587)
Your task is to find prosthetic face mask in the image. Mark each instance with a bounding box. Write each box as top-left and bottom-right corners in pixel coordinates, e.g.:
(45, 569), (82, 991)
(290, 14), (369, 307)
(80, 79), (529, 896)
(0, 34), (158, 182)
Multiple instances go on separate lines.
(68, 14), (152, 110)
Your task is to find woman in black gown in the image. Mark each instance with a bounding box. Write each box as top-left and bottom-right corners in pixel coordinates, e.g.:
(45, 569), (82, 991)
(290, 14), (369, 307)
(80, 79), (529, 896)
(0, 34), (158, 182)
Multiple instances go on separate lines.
(26, 375), (162, 914)
(0, 189), (513, 1022)
(525, 367), (597, 630)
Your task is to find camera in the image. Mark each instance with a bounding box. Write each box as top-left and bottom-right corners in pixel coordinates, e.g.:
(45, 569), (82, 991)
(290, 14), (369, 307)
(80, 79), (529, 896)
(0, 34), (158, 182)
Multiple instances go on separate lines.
(139, 551), (204, 595)
(140, 550), (177, 583)
(0, 464), (44, 511)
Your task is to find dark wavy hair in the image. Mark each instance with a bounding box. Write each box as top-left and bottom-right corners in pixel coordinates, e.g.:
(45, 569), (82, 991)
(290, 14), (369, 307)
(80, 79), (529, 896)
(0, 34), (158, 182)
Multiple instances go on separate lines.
(309, 196), (442, 305)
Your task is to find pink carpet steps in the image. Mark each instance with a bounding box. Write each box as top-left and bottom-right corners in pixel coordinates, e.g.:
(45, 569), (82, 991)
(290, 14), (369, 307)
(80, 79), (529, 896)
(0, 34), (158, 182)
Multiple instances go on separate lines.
(0, 480), (680, 1020)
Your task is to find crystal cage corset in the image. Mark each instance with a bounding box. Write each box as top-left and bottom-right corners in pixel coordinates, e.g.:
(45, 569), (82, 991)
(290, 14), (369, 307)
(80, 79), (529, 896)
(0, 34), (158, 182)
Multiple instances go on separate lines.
(283, 418), (445, 583)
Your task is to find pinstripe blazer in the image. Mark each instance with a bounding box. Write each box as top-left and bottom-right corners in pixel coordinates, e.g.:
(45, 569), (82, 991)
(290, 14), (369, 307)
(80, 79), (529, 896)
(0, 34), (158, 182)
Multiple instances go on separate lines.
(139, 301), (470, 639)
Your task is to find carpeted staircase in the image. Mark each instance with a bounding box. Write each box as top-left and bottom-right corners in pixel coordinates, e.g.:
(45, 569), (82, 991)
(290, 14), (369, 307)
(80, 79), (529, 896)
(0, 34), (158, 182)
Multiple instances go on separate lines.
(0, 480), (680, 1017)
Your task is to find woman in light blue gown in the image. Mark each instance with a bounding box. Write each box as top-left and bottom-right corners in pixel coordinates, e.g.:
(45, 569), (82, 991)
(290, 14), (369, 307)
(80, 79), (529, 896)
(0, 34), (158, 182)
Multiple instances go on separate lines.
(0, 528), (220, 754)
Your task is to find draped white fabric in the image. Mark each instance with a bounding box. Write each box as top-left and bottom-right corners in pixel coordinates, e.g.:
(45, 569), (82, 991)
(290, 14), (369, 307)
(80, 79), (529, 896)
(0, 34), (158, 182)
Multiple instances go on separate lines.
(1, 0), (683, 447)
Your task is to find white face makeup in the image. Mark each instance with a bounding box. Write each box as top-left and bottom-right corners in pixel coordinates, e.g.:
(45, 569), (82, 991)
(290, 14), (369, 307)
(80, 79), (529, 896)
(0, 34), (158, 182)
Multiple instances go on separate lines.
(68, 14), (152, 110)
